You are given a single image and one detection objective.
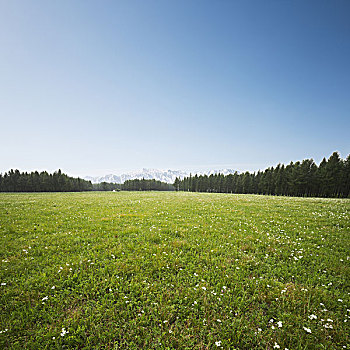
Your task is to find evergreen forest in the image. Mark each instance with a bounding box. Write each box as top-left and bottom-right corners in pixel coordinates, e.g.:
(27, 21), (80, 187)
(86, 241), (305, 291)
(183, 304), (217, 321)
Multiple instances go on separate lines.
(0, 170), (92, 192)
(1, 152), (349, 197)
(122, 179), (174, 191)
(174, 152), (350, 198)
(93, 179), (174, 191)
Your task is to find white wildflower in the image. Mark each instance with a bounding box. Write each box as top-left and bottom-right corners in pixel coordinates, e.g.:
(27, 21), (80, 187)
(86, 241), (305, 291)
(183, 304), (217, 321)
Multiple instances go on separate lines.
(60, 327), (69, 336)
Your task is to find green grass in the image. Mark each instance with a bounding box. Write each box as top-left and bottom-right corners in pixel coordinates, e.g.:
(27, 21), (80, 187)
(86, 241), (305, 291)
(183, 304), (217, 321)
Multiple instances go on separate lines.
(0, 192), (349, 349)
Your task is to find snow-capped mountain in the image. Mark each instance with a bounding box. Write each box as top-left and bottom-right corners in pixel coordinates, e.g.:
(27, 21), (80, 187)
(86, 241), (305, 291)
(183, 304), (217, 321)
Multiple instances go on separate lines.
(85, 168), (237, 184)
(205, 169), (237, 176)
(85, 169), (188, 184)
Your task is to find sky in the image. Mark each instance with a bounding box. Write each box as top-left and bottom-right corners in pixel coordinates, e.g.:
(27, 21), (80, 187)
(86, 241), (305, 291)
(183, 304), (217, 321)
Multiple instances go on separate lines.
(1, 0), (349, 177)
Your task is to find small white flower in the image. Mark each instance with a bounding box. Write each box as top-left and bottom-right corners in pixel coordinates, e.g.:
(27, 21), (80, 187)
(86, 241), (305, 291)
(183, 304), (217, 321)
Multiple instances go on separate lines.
(51, 286), (55, 289)
(215, 341), (222, 347)
(202, 286), (206, 291)
(273, 342), (280, 349)
(303, 327), (312, 333)
(277, 321), (283, 328)
(42, 296), (48, 301)
(217, 319), (222, 323)
(308, 314), (317, 320)
(258, 328), (262, 332)
(338, 299), (343, 302)
(60, 327), (69, 336)
(1, 283), (6, 286)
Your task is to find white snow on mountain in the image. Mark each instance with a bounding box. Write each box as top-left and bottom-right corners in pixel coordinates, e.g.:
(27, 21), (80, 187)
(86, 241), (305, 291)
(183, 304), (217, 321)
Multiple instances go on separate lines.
(85, 168), (237, 184)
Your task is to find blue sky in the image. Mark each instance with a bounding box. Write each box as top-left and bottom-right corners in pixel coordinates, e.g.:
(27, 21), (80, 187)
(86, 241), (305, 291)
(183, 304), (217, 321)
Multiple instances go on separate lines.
(1, 0), (349, 177)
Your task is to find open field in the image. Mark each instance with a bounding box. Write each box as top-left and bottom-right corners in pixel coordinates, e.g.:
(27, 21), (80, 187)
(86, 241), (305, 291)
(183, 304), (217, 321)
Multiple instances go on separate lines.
(0, 192), (349, 349)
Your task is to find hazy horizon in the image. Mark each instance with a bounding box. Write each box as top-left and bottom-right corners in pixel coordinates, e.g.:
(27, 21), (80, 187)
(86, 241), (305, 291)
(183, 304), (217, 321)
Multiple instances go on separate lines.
(2, 149), (348, 179)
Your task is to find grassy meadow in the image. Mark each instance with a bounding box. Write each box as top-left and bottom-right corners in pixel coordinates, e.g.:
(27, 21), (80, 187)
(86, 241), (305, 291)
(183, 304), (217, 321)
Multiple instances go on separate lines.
(0, 192), (349, 349)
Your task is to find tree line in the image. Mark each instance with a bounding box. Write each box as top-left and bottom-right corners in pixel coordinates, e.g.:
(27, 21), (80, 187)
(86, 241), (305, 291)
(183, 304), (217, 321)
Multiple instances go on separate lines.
(2, 152), (349, 196)
(174, 152), (350, 198)
(93, 179), (174, 191)
(92, 182), (121, 191)
(122, 178), (174, 191)
(0, 170), (174, 192)
(0, 169), (93, 192)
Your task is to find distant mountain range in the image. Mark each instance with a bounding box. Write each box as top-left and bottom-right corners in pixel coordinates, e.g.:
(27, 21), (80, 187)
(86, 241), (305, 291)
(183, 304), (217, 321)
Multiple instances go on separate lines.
(85, 168), (237, 184)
